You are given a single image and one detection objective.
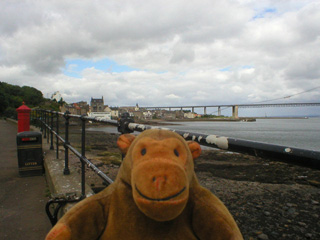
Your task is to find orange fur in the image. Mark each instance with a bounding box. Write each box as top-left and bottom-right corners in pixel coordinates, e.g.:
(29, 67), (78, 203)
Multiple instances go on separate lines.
(46, 129), (243, 240)
(46, 223), (71, 240)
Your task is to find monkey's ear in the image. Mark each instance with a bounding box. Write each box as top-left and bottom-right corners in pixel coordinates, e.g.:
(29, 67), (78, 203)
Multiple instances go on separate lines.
(187, 141), (201, 159)
(117, 134), (135, 154)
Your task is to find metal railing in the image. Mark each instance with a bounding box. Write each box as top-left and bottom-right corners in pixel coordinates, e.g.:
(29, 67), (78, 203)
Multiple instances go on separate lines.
(32, 110), (115, 196)
(33, 109), (320, 199)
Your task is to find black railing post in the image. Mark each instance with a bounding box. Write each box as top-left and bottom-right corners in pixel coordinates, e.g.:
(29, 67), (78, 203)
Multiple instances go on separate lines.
(35, 109), (38, 128)
(47, 111), (50, 144)
(56, 112), (59, 159)
(32, 109), (38, 126)
(117, 112), (134, 160)
(43, 111), (47, 138)
(40, 110), (44, 133)
(43, 110), (45, 133)
(32, 109), (35, 126)
(32, 109), (34, 124)
(30, 109), (33, 123)
(38, 110), (41, 128)
(50, 111), (54, 150)
(63, 111), (70, 175)
(80, 115), (86, 198)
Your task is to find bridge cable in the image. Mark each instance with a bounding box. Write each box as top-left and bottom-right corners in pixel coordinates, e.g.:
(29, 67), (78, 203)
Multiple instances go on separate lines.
(207, 86), (320, 115)
(254, 86), (320, 104)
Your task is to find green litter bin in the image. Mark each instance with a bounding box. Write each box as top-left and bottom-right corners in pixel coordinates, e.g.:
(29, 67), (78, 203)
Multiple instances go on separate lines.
(17, 131), (44, 177)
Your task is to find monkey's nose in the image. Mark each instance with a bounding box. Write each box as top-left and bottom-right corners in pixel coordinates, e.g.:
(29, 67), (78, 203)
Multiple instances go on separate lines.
(152, 176), (167, 191)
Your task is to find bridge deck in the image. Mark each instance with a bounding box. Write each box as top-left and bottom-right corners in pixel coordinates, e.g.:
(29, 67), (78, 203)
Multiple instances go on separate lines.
(143, 102), (320, 109)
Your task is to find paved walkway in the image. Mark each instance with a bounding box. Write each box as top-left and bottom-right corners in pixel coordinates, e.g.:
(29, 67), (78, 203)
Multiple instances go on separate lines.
(0, 119), (51, 239)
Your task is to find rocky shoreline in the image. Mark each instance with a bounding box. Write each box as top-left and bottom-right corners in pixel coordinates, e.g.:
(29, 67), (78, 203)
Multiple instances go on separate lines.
(67, 129), (320, 240)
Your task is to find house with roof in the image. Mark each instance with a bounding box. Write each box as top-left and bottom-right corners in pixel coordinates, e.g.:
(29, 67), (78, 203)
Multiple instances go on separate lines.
(60, 102), (89, 115)
(90, 97), (104, 112)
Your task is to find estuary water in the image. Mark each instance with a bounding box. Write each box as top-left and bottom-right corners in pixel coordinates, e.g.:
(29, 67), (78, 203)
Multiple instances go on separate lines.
(161, 118), (320, 151)
(88, 118), (320, 151)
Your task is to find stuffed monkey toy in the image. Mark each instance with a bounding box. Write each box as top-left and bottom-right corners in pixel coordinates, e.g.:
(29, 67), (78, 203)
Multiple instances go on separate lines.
(46, 129), (243, 239)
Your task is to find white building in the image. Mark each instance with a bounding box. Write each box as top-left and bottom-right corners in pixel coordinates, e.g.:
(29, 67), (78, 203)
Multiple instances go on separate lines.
(51, 91), (62, 102)
(184, 112), (196, 119)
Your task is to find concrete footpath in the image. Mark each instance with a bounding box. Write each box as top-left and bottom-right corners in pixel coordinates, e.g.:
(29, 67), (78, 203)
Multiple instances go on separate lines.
(0, 119), (51, 239)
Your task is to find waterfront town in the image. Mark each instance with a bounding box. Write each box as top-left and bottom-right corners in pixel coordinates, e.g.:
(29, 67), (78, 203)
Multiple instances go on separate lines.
(56, 93), (203, 121)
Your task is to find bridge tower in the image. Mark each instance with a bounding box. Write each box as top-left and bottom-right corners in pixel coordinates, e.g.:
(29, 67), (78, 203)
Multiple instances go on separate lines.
(232, 105), (239, 119)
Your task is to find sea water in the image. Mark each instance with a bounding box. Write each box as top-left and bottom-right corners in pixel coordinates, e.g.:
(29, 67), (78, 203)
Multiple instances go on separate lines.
(87, 118), (320, 151)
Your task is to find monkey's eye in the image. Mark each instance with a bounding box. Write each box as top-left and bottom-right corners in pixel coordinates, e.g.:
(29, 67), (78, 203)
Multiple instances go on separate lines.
(141, 148), (147, 156)
(174, 149), (179, 157)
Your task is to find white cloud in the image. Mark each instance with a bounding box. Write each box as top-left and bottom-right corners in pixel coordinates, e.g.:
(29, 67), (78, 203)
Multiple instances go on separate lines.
(165, 94), (181, 100)
(0, 0), (319, 116)
(231, 86), (243, 93)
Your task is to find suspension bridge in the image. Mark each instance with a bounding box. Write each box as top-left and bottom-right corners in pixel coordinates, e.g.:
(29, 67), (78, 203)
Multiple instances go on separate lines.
(142, 102), (320, 118)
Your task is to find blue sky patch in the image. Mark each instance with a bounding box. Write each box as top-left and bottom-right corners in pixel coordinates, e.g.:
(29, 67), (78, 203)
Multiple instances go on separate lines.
(241, 65), (254, 69)
(219, 66), (232, 72)
(253, 8), (277, 19)
(63, 58), (138, 78)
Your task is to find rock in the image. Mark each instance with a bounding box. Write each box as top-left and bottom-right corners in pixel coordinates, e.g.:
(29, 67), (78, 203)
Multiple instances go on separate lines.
(307, 180), (320, 187)
(311, 200), (319, 205)
(286, 203), (297, 207)
(287, 208), (296, 216)
(297, 176), (307, 179)
(305, 233), (313, 238)
(257, 233), (269, 240)
(298, 222), (306, 227)
(264, 211), (271, 216)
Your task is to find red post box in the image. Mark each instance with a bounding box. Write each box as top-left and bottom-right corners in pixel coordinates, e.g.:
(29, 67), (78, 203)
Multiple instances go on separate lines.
(16, 102), (31, 133)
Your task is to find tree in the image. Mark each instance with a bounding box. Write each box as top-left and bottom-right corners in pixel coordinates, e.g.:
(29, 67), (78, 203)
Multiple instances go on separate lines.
(0, 88), (8, 115)
(11, 95), (23, 108)
(0, 81), (46, 117)
(21, 86), (44, 106)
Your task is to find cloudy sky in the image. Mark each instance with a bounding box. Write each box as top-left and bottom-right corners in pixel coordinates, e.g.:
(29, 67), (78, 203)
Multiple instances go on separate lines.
(1, 0), (319, 116)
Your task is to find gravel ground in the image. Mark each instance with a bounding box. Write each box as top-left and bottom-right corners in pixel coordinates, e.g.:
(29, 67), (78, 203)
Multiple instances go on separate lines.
(66, 128), (320, 240)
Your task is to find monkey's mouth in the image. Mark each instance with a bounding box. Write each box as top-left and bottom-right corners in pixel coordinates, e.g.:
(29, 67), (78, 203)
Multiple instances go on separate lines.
(135, 185), (186, 202)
